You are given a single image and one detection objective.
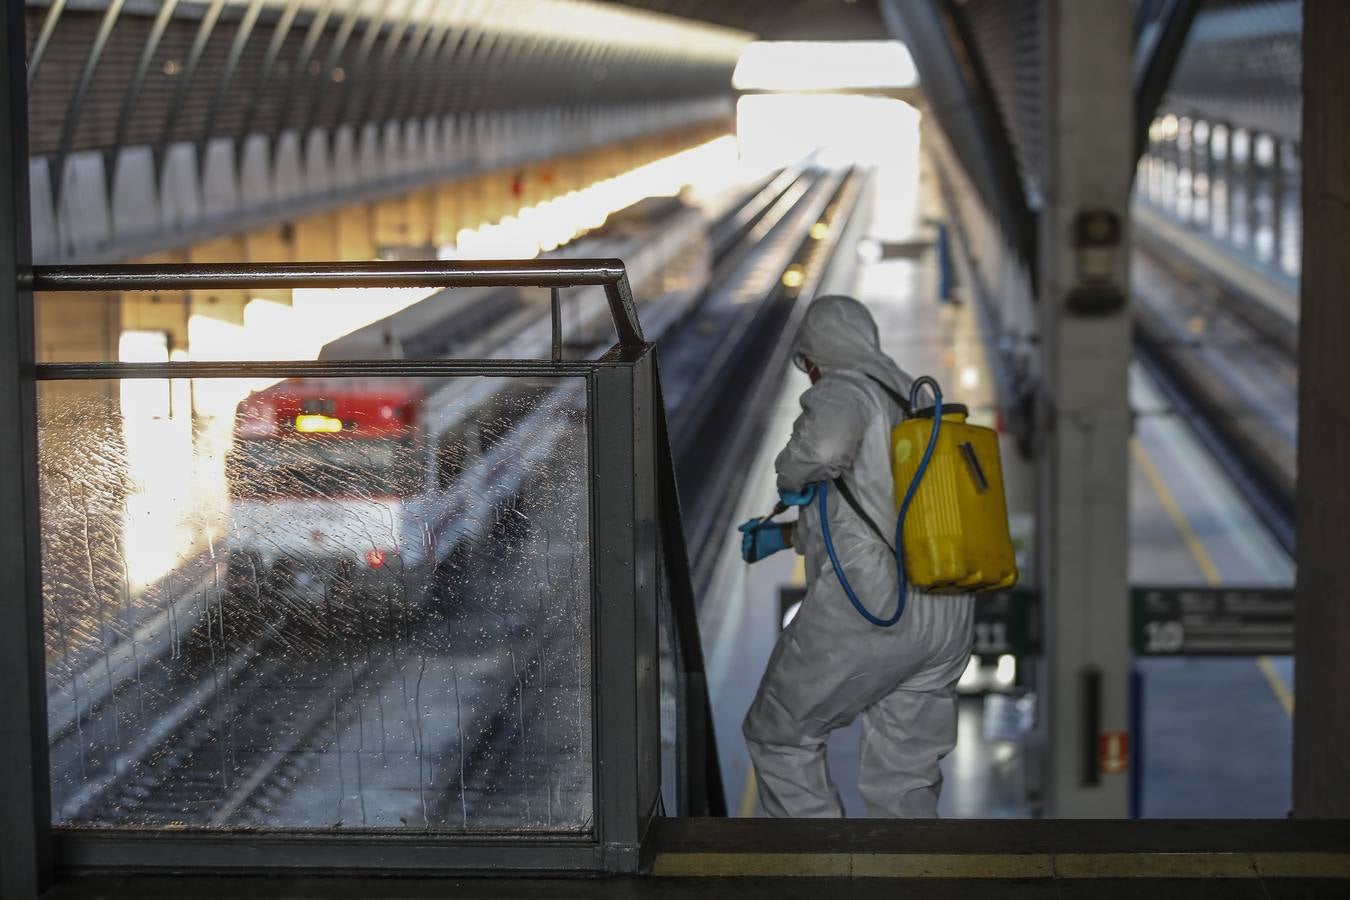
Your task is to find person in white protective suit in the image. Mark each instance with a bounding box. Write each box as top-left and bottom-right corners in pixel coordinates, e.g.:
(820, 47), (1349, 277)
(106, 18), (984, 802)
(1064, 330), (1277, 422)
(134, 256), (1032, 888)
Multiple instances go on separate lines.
(738, 294), (974, 818)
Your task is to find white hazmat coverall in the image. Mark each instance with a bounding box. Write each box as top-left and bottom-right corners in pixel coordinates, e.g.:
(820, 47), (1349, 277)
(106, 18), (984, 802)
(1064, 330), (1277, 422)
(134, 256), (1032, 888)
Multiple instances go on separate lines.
(742, 295), (974, 818)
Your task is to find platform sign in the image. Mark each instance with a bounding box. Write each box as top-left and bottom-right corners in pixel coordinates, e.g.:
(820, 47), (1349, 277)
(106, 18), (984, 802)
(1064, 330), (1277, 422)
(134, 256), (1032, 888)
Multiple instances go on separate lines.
(973, 588), (1039, 658)
(1130, 587), (1294, 656)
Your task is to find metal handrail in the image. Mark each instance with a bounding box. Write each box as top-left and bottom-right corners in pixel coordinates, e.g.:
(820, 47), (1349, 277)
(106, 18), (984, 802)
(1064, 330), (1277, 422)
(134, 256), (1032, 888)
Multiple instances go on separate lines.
(26, 258), (646, 352)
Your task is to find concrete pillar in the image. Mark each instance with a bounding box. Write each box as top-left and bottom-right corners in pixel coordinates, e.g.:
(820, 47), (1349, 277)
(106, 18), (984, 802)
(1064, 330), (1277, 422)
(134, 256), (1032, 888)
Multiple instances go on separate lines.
(186, 236), (247, 327)
(1145, 128), (1159, 204)
(244, 224), (295, 263)
(34, 291), (118, 363)
(1165, 120), (1179, 213)
(243, 224), (295, 307)
(1184, 117), (1198, 224)
(459, 176), (486, 231)
(1204, 121), (1217, 230)
(1271, 138), (1286, 272)
(121, 249), (190, 355)
(536, 162), (560, 204)
(1246, 131), (1262, 252)
(483, 173), (511, 224)
(1295, 0), (1350, 818)
(1222, 124), (1236, 242)
(1037, 0), (1134, 818)
(561, 150), (586, 193)
(373, 195), (412, 253)
(293, 213), (338, 261)
(432, 181), (460, 248)
(404, 189), (434, 249)
(335, 203), (375, 260)
(510, 169), (529, 208)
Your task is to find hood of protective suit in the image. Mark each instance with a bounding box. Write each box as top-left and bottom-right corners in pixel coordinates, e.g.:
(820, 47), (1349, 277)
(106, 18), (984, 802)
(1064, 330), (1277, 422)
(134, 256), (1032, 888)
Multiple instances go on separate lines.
(793, 295), (910, 395)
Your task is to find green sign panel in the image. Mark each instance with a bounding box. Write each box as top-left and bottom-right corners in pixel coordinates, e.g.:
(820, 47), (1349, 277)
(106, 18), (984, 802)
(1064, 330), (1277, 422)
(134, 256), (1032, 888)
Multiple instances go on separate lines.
(972, 587), (1039, 658)
(1130, 587), (1293, 656)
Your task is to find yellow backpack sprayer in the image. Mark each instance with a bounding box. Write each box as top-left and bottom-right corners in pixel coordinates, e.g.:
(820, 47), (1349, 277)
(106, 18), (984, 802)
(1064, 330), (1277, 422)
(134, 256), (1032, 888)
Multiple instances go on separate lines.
(756, 375), (1018, 627)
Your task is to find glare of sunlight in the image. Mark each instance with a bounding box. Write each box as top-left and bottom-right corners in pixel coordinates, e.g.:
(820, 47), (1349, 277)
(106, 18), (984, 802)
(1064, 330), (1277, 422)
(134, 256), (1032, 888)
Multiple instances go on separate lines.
(995, 654), (1017, 687)
(118, 330), (170, 420)
(118, 331), (202, 589)
(445, 136), (739, 261)
(957, 655), (982, 690)
(242, 296), (302, 362)
(736, 93), (920, 171)
(1161, 113), (1179, 141)
(733, 41), (918, 92)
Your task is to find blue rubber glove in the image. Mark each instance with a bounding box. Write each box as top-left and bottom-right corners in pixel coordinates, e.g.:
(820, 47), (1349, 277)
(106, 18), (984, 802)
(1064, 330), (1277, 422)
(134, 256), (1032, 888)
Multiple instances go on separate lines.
(778, 484), (818, 507)
(738, 518), (791, 563)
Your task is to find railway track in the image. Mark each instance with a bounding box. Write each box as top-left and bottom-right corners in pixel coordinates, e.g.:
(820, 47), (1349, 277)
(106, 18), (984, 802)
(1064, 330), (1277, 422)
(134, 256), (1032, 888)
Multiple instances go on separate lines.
(1131, 222), (1297, 554)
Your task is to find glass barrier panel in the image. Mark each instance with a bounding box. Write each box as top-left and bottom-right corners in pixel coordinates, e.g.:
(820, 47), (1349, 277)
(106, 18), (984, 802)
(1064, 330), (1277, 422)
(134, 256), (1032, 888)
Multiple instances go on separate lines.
(39, 374), (592, 833)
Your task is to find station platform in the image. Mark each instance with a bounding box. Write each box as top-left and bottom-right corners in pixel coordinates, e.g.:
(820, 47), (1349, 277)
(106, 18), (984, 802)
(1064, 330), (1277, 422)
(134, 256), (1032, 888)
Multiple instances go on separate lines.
(699, 160), (1297, 819)
(44, 819), (1350, 898)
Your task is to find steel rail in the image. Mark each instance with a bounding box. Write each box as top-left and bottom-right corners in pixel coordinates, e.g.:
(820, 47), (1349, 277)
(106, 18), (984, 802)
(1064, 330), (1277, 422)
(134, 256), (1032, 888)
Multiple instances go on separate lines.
(28, 258), (643, 348)
(31, 258), (624, 290)
(37, 359), (597, 381)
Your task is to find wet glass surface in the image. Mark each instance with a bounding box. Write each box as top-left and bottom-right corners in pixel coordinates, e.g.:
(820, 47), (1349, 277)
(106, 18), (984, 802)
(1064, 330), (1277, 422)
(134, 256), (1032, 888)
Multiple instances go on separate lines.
(40, 375), (592, 833)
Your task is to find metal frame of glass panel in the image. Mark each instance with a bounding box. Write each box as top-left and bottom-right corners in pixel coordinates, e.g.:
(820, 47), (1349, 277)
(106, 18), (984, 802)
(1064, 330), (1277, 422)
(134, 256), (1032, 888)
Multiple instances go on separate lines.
(4, 256), (665, 888)
(1, 2), (49, 895)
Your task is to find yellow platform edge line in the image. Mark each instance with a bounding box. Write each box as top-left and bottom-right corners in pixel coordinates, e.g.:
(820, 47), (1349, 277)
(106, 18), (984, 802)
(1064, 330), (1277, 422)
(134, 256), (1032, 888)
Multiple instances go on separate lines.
(737, 768), (758, 818)
(1131, 439), (1297, 717)
(651, 851), (1350, 879)
(852, 853), (1053, 878)
(653, 852), (851, 877)
(1130, 438), (1222, 586)
(1253, 853), (1350, 878)
(1256, 655), (1295, 716)
(1051, 852), (1256, 879)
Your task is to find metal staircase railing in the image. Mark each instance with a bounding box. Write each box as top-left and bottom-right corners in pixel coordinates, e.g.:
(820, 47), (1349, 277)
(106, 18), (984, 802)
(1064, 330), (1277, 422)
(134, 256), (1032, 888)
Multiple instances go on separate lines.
(7, 258), (721, 880)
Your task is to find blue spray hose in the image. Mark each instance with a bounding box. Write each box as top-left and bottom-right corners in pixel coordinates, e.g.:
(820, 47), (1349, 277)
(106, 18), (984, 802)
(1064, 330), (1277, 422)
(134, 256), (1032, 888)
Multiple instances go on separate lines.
(818, 377), (943, 627)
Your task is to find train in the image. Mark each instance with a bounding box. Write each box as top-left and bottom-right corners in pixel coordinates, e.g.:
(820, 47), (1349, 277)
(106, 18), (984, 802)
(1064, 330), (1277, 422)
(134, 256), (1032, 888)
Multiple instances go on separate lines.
(222, 196), (713, 604)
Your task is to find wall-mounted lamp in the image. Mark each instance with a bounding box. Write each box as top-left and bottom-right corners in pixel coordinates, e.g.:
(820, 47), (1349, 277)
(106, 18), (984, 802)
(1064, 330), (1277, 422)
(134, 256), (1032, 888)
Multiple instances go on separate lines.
(1066, 209), (1126, 315)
